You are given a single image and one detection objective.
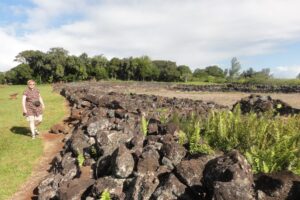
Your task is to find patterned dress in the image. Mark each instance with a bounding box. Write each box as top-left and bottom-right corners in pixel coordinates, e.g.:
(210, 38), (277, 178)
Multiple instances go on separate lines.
(23, 88), (43, 116)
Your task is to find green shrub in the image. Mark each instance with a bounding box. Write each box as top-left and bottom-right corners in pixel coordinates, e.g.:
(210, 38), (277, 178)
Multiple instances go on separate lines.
(173, 107), (300, 174)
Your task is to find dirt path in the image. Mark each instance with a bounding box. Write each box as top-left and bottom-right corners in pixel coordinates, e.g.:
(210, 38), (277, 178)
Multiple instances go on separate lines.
(10, 132), (65, 200)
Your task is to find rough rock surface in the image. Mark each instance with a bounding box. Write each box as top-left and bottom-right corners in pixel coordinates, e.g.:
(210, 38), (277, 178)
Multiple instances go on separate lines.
(254, 171), (300, 200)
(203, 150), (255, 200)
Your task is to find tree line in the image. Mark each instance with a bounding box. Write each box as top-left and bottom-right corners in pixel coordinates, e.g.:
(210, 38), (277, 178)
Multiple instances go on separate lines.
(0, 47), (298, 84)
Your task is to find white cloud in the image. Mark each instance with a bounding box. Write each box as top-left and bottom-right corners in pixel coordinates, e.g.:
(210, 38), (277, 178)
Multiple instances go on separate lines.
(272, 66), (300, 78)
(1, 0), (300, 77)
(0, 29), (34, 71)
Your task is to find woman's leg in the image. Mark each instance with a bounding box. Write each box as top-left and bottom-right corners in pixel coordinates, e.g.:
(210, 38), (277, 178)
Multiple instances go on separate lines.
(34, 115), (43, 135)
(29, 119), (36, 138)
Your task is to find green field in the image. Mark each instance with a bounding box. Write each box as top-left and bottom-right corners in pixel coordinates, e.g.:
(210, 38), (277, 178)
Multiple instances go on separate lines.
(0, 85), (66, 199)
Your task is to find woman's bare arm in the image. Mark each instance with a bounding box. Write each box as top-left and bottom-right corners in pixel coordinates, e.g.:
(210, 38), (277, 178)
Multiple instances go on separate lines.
(22, 95), (27, 113)
(39, 95), (45, 109)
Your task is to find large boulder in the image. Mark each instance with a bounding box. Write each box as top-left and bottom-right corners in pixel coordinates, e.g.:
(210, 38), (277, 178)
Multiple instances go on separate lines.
(152, 174), (195, 200)
(57, 178), (94, 200)
(161, 140), (187, 166)
(176, 156), (210, 187)
(38, 174), (62, 200)
(87, 118), (110, 136)
(111, 145), (135, 178)
(203, 150), (255, 200)
(60, 152), (80, 182)
(68, 129), (90, 156)
(125, 174), (159, 200)
(83, 94), (99, 105)
(254, 171), (300, 200)
(137, 145), (160, 175)
(90, 176), (127, 199)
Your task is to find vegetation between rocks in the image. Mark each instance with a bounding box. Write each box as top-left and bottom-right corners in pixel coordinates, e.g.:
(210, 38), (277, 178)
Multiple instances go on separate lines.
(174, 106), (300, 175)
(100, 189), (111, 200)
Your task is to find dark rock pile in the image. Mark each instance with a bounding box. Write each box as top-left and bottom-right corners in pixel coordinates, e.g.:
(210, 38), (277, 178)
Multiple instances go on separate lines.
(173, 83), (300, 93)
(36, 83), (300, 200)
(233, 94), (300, 115)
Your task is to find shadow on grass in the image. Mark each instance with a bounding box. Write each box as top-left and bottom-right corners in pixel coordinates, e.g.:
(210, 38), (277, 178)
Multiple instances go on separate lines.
(10, 126), (31, 136)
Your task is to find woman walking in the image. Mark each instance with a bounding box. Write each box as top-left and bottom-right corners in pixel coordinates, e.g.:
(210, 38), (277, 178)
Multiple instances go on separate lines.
(22, 80), (45, 139)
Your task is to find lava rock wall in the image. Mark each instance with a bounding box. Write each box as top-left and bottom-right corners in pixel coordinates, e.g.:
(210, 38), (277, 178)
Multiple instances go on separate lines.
(37, 83), (300, 200)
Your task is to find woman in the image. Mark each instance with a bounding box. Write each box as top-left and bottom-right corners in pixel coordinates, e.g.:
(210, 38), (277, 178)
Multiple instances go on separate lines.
(22, 80), (45, 139)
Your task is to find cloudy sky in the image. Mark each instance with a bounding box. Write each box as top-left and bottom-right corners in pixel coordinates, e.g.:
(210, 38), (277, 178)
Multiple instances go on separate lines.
(1, 0), (300, 78)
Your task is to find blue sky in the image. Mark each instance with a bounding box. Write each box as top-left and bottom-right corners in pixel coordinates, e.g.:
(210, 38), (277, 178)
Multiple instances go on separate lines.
(0, 0), (300, 78)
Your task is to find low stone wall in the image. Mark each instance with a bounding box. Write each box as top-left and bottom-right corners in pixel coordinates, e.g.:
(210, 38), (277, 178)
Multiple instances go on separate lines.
(173, 83), (300, 93)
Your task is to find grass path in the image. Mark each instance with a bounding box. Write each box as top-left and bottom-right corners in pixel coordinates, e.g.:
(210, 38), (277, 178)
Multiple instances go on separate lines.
(0, 85), (66, 200)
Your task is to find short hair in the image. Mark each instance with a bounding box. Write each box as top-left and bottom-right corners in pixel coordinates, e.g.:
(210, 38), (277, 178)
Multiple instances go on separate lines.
(27, 80), (36, 85)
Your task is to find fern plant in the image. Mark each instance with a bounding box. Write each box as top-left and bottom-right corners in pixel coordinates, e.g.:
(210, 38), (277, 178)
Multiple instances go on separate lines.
(77, 153), (85, 167)
(156, 107), (169, 124)
(178, 130), (187, 145)
(100, 189), (111, 200)
(141, 115), (149, 136)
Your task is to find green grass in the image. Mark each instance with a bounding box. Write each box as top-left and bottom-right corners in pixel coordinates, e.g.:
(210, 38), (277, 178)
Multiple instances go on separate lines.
(0, 84), (66, 199)
(180, 81), (217, 85)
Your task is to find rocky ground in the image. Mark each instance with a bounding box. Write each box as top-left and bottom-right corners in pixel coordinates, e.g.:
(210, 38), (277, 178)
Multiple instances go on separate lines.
(32, 82), (300, 200)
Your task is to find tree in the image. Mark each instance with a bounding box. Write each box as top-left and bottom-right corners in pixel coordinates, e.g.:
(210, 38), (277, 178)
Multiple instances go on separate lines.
(15, 50), (46, 83)
(205, 65), (225, 78)
(193, 69), (208, 80)
(94, 67), (108, 80)
(0, 72), (5, 84)
(136, 56), (156, 81)
(55, 64), (65, 80)
(229, 57), (241, 78)
(297, 73), (300, 79)
(177, 65), (192, 82)
(224, 69), (228, 77)
(108, 57), (121, 79)
(89, 55), (108, 79)
(241, 67), (255, 78)
(46, 47), (68, 82)
(5, 64), (33, 84)
(260, 68), (271, 78)
(64, 56), (87, 81)
(153, 60), (180, 82)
